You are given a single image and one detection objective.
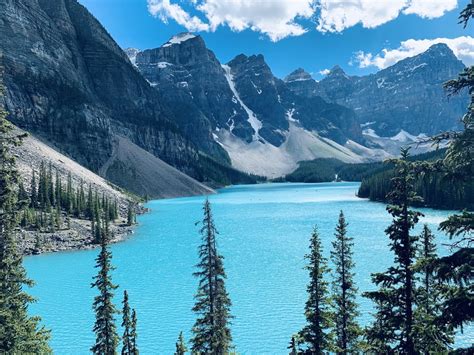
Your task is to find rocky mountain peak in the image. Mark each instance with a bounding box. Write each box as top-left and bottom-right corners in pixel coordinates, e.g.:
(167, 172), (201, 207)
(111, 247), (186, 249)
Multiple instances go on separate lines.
(124, 47), (140, 65)
(328, 65), (348, 77)
(284, 68), (313, 83)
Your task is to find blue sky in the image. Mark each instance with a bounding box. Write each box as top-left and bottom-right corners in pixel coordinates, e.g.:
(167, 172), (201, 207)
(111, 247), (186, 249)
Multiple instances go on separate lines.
(79, 0), (473, 79)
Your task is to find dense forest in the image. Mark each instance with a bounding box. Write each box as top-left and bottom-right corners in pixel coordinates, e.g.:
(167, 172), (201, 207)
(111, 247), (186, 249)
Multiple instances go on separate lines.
(284, 149), (473, 210)
(0, 3), (472, 354)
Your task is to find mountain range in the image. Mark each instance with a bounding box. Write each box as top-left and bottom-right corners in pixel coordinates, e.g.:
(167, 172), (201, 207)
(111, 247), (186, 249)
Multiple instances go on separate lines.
(0, 0), (469, 195)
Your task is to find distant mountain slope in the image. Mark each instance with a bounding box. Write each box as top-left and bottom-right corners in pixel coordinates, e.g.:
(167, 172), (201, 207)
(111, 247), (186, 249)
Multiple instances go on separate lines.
(286, 44), (468, 137)
(99, 136), (214, 198)
(0, 0), (252, 190)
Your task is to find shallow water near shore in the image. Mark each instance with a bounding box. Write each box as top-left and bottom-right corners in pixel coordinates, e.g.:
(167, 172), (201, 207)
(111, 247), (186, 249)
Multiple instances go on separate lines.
(25, 182), (472, 353)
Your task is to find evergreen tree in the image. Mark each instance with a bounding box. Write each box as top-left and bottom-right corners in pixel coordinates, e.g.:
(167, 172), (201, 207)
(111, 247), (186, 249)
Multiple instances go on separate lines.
(175, 331), (188, 355)
(364, 148), (422, 353)
(66, 172), (73, 214)
(429, 2), (474, 333)
(330, 211), (361, 354)
(121, 290), (133, 355)
(191, 199), (233, 354)
(0, 80), (51, 353)
(413, 225), (454, 353)
(127, 202), (135, 226)
(48, 162), (54, 207)
(298, 226), (333, 354)
(30, 170), (37, 208)
(55, 169), (62, 209)
(287, 336), (299, 355)
(91, 224), (119, 354)
(130, 309), (138, 355)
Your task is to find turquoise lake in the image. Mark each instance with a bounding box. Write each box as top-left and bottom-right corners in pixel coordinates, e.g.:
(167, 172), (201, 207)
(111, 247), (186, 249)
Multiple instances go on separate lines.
(24, 182), (472, 354)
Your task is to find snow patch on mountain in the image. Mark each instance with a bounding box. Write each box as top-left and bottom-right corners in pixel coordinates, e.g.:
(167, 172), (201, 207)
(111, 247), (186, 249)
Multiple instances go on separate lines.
(163, 33), (196, 47)
(222, 64), (263, 141)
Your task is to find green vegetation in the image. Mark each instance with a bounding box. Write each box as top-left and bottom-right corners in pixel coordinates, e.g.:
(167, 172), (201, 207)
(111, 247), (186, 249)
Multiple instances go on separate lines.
(174, 331), (187, 355)
(91, 223), (119, 354)
(330, 211), (362, 353)
(364, 149), (422, 353)
(191, 199), (233, 354)
(0, 81), (51, 353)
(297, 227), (333, 354)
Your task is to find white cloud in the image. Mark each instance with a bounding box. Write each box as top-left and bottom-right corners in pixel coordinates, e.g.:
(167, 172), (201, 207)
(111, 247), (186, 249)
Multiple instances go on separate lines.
(197, 0), (315, 42)
(147, 0), (459, 41)
(147, 0), (210, 32)
(354, 36), (474, 69)
(316, 0), (458, 33)
(403, 0), (458, 19)
(319, 68), (331, 75)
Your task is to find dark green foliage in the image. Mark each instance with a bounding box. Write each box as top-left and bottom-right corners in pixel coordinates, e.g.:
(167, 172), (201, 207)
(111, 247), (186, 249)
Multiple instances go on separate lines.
(330, 211), (361, 353)
(175, 331), (187, 355)
(287, 336), (298, 355)
(121, 290), (133, 355)
(428, 4), (474, 339)
(130, 309), (138, 355)
(91, 225), (119, 354)
(0, 81), (51, 353)
(191, 199), (233, 354)
(364, 148), (422, 353)
(299, 226), (333, 354)
(413, 225), (454, 353)
(127, 202), (136, 226)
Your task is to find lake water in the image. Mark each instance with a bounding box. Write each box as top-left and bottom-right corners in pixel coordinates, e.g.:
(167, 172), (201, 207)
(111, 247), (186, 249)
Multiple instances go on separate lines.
(25, 182), (472, 354)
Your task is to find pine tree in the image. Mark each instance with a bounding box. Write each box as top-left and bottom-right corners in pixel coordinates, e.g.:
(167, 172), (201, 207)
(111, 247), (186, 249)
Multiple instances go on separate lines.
(287, 336), (299, 355)
(91, 223), (119, 354)
(413, 225), (454, 353)
(428, 2), (474, 334)
(364, 148), (422, 354)
(121, 290), (133, 355)
(55, 169), (62, 209)
(30, 170), (37, 208)
(66, 172), (73, 214)
(130, 309), (138, 355)
(127, 202), (135, 226)
(175, 331), (188, 355)
(191, 199), (233, 354)
(298, 226), (333, 354)
(0, 80), (51, 353)
(330, 211), (361, 354)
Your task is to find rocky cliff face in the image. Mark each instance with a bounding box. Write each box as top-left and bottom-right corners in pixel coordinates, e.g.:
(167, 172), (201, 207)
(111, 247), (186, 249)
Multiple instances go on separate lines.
(287, 44), (468, 137)
(0, 0), (252, 191)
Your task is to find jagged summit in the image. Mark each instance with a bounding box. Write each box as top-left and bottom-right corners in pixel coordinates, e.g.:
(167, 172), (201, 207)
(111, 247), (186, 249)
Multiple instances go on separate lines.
(328, 65), (347, 76)
(124, 47), (140, 65)
(162, 32), (198, 47)
(284, 68), (313, 83)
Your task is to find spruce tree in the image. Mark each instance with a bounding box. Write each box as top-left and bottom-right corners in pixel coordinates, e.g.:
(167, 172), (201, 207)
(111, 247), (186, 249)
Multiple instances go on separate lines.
(429, 2), (474, 334)
(91, 223), (119, 354)
(121, 290), (133, 355)
(127, 202), (135, 226)
(330, 211), (361, 354)
(413, 225), (454, 353)
(30, 170), (37, 208)
(175, 331), (188, 355)
(364, 148), (422, 353)
(298, 226), (333, 354)
(191, 199), (233, 354)
(0, 80), (51, 353)
(130, 309), (138, 355)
